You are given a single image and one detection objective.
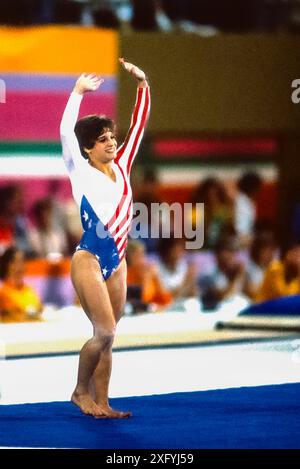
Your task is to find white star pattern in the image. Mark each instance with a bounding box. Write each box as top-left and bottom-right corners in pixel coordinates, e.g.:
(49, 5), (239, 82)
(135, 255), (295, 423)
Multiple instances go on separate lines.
(88, 220), (92, 229)
(102, 267), (108, 276)
(83, 210), (89, 222)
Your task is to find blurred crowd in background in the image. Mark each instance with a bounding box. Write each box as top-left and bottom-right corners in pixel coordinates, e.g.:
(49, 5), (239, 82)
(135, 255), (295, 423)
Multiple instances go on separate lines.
(0, 0), (300, 34)
(0, 1), (299, 322)
(1, 169), (300, 322)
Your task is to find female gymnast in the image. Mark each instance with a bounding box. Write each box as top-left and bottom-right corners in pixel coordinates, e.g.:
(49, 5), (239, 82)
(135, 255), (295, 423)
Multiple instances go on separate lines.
(60, 58), (150, 418)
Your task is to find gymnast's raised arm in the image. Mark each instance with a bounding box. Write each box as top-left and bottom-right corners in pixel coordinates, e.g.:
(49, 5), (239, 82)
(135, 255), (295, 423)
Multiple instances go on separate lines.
(115, 59), (151, 172)
(60, 73), (103, 173)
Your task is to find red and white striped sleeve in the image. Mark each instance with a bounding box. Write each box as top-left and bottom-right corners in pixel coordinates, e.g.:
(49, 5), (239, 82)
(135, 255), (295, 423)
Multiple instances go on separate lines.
(115, 85), (150, 174)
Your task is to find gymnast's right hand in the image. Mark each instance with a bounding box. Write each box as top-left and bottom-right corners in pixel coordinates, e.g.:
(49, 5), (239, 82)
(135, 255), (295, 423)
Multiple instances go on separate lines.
(73, 73), (104, 95)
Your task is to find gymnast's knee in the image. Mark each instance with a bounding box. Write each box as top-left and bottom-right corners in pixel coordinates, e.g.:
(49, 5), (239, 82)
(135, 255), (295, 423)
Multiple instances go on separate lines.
(94, 326), (116, 352)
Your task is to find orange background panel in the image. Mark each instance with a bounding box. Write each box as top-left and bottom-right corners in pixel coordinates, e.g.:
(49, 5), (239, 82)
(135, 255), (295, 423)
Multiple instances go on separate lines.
(0, 26), (118, 74)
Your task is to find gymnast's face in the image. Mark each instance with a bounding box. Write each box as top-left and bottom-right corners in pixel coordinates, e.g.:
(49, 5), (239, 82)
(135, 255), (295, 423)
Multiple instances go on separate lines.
(86, 129), (117, 165)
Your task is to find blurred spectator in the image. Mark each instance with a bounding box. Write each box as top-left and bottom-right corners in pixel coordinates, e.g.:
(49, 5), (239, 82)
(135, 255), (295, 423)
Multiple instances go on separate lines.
(46, 179), (81, 255)
(132, 167), (164, 253)
(134, 167), (162, 211)
(0, 247), (43, 322)
(190, 177), (234, 249)
(257, 240), (300, 302)
(0, 0), (39, 25)
(161, 0), (217, 34)
(0, 189), (14, 252)
(126, 239), (172, 310)
(184, 0), (291, 33)
(92, 1), (120, 28)
(52, 0), (83, 24)
(131, 0), (158, 30)
(46, 179), (69, 232)
(288, 0), (300, 33)
(160, 0), (187, 23)
(64, 200), (83, 254)
(189, 0), (256, 33)
(131, 0), (216, 34)
(34, 0), (55, 24)
(0, 185), (32, 256)
(243, 232), (278, 301)
(0, 0), (294, 32)
(29, 198), (67, 258)
(157, 236), (198, 300)
(199, 235), (245, 308)
(234, 172), (263, 248)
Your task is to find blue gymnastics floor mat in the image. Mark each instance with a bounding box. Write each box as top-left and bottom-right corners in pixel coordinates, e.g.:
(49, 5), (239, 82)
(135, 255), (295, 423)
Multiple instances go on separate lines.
(0, 383), (300, 449)
(240, 295), (300, 316)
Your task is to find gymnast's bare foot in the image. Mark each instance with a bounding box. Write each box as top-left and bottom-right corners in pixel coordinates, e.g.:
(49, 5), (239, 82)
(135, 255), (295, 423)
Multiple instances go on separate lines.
(71, 390), (107, 418)
(96, 402), (132, 419)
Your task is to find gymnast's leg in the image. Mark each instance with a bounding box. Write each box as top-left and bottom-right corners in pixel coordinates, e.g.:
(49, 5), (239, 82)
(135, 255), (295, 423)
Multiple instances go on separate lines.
(89, 259), (131, 418)
(70, 249), (121, 418)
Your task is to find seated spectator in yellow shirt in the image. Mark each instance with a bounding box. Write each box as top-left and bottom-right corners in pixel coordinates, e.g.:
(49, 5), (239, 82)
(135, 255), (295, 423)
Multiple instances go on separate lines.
(0, 246), (43, 322)
(257, 241), (300, 302)
(243, 232), (277, 301)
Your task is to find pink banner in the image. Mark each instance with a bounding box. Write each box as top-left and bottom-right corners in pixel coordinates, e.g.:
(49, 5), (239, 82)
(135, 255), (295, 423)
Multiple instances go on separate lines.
(0, 91), (115, 141)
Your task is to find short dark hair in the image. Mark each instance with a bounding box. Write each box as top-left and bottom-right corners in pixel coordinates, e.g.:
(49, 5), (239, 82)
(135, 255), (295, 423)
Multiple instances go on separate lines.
(250, 232), (276, 264)
(32, 198), (53, 221)
(215, 235), (240, 254)
(74, 115), (115, 159)
(0, 246), (19, 280)
(142, 167), (158, 184)
(0, 184), (22, 213)
(237, 172), (262, 196)
(281, 239), (300, 260)
(157, 236), (185, 262)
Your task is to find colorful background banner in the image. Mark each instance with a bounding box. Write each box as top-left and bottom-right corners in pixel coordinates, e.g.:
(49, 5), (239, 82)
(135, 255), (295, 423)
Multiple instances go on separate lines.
(0, 26), (118, 141)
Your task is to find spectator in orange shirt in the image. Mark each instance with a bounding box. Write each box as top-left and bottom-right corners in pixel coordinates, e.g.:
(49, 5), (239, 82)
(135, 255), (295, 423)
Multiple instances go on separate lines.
(257, 241), (300, 302)
(126, 240), (172, 310)
(0, 246), (43, 322)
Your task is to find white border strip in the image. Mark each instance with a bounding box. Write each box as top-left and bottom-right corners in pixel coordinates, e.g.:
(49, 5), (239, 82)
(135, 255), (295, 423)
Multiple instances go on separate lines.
(0, 157), (68, 177)
(0, 158), (278, 182)
(159, 164), (278, 185)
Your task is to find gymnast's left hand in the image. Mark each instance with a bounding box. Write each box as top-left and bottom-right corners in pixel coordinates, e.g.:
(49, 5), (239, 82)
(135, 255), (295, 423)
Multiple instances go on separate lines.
(119, 58), (147, 83)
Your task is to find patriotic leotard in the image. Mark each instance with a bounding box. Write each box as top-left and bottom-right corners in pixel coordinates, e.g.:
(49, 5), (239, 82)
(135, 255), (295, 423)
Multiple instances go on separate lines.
(60, 86), (150, 280)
